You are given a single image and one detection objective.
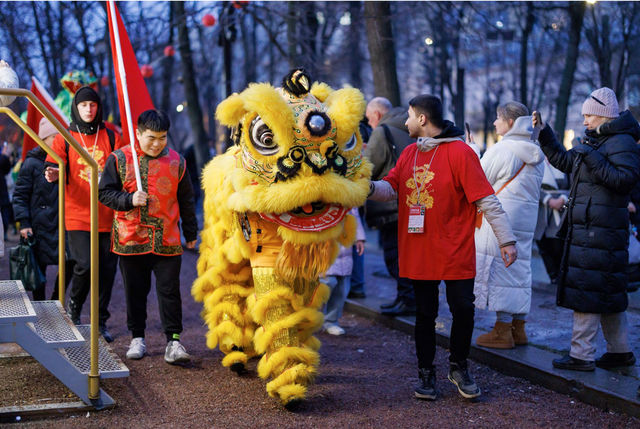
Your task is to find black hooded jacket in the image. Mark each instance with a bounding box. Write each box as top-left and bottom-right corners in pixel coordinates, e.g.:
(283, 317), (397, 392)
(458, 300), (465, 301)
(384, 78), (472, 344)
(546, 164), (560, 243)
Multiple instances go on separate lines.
(538, 110), (640, 313)
(13, 147), (61, 265)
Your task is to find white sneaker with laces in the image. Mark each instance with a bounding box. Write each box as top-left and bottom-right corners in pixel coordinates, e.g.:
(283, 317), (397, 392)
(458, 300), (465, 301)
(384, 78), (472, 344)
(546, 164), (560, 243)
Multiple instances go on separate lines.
(165, 340), (191, 364)
(324, 323), (345, 336)
(126, 337), (146, 360)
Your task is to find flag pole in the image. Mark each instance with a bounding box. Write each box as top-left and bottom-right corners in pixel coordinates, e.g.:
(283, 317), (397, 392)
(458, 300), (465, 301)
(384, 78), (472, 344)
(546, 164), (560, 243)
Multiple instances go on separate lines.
(108, 0), (142, 192)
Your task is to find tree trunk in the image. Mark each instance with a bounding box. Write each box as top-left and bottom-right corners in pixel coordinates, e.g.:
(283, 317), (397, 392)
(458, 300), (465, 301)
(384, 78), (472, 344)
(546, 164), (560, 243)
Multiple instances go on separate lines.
(175, 1), (209, 172)
(520, 2), (535, 105)
(286, 2), (298, 69)
(364, 1), (400, 106)
(554, 2), (585, 142)
(348, 1), (363, 89)
(161, 2), (175, 113)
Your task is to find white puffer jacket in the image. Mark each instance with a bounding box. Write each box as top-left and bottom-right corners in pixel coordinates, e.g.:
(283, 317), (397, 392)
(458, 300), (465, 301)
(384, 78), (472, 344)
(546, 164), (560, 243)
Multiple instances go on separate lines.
(474, 116), (544, 314)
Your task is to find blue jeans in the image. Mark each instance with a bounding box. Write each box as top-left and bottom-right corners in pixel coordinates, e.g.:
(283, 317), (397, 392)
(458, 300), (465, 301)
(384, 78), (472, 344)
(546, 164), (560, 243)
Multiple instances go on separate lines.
(350, 246), (365, 295)
(322, 275), (350, 325)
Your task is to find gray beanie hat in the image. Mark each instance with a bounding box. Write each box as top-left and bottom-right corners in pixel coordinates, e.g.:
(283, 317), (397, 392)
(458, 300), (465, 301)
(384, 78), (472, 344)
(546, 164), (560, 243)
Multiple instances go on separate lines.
(581, 87), (619, 118)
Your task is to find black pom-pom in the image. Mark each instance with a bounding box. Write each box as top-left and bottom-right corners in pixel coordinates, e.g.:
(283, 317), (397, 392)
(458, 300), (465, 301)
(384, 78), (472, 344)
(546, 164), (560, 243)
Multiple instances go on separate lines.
(282, 68), (312, 97)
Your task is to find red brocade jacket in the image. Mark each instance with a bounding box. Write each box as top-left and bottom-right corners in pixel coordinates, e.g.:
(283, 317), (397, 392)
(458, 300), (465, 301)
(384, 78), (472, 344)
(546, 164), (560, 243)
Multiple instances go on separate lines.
(98, 145), (198, 256)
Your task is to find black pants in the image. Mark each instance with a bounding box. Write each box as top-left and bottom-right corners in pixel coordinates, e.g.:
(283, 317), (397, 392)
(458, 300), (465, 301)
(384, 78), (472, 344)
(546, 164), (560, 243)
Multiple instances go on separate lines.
(380, 221), (414, 304)
(32, 259), (75, 301)
(536, 236), (564, 281)
(119, 253), (183, 340)
(413, 278), (475, 369)
(67, 231), (118, 325)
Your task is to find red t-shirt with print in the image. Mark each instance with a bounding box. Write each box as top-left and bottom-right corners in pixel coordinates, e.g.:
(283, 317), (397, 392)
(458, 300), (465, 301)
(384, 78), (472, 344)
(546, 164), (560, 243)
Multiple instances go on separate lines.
(383, 140), (493, 280)
(46, 128), (124, 232)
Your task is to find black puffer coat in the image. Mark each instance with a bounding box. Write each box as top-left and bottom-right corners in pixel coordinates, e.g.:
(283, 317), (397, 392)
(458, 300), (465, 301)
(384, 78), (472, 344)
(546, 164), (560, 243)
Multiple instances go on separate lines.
(539, 110), (640, 313)
(12, 147), (61, 265)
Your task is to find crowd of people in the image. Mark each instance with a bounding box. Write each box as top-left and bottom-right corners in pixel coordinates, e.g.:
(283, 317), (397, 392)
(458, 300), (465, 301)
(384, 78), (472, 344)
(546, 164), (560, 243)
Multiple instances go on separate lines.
(3, 80), (640, 402)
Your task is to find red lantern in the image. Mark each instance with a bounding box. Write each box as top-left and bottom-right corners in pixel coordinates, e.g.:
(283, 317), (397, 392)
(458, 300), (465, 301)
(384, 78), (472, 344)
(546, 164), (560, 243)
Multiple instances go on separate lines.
(100, 76), (110, 87)
(164, 45), (175, 57)
(232, 1), (249, 9)
(140, 64), (154, 78)
(202, 14), (216, 27)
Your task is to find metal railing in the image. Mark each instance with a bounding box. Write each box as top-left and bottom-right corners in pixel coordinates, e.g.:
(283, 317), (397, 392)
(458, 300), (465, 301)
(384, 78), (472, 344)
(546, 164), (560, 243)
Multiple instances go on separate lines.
(0, 88), (102, 402)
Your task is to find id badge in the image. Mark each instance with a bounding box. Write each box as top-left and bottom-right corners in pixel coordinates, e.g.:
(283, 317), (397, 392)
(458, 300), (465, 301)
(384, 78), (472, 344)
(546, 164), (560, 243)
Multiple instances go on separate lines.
(408, 205), (425, 233)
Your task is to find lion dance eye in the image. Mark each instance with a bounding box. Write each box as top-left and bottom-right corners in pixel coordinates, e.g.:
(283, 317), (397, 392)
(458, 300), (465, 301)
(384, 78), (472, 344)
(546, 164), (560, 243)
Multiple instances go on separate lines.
(344, 133), (357, 151)
(249, 116), (279, 156)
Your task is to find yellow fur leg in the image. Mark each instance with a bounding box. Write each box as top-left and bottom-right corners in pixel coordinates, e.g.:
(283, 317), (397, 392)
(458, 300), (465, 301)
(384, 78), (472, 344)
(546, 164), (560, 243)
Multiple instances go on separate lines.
(221, 351), (249, 368)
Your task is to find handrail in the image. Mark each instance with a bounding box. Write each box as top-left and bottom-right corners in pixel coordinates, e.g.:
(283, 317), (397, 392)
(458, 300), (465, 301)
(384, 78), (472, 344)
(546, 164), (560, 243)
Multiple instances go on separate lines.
(0, 107), (66, 303)
(0, 88), (101, 403)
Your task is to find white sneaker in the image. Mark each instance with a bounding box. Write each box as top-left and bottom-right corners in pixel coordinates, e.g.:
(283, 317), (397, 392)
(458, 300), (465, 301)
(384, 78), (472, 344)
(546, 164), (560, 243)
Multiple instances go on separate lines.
(324, 323), (345, 336)
(126, 337), (146, 360)
(164, 340), (191, 364)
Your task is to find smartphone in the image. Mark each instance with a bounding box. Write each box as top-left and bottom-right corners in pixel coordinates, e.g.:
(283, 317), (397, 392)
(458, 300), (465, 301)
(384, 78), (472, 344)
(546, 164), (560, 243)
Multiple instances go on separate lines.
(464, 122), (471, 141)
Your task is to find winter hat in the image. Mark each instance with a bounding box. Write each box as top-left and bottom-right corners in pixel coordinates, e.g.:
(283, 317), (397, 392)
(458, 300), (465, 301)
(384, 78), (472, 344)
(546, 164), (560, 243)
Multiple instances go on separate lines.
(70, 86), (103, 134)
(581, 87), (619, 118)
(74, 86), (100, 105)
(37, 117), (58, 140)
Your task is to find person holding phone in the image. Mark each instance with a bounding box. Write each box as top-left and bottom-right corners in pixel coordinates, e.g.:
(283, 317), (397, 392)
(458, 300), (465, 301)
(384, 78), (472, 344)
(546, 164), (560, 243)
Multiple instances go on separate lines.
(533, 87), (640, 371)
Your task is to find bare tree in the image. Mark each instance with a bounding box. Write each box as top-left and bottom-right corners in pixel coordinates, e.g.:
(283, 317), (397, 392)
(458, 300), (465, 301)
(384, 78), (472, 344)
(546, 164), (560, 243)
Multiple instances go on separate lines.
(175, 1), (209, 172)
(364, 1), (400, 106)
(554, 1), (586, 141)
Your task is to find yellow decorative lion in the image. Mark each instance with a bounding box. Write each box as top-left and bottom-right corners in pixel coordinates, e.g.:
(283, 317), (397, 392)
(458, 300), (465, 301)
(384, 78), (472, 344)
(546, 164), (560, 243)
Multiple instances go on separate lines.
(192, 69), (371, 407)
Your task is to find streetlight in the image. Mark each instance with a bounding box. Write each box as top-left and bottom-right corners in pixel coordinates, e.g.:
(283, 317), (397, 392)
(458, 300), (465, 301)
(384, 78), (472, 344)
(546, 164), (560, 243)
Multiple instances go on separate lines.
(586, 0), (597, 5)
(424, 37), (434, 46)
(496, 20), (504, 29)
(176, 103), (184, 113)
(339, 12), (351, 26)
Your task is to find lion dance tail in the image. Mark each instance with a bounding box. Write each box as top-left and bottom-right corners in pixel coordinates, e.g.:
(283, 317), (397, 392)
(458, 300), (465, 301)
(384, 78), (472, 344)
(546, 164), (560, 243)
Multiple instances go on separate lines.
(251, 267), (330, 405)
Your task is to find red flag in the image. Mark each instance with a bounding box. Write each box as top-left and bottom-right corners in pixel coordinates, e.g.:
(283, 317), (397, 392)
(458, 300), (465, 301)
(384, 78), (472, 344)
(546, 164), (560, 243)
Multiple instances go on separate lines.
(22, 77), (69, 161)
(106, 1), (154, 148)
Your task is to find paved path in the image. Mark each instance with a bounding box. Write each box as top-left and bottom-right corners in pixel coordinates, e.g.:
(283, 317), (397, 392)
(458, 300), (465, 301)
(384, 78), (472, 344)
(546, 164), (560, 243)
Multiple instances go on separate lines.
(346, 226), (640, 416)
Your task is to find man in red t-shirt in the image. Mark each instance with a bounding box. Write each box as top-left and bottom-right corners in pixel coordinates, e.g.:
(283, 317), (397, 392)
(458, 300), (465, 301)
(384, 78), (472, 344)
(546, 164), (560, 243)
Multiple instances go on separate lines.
(44, 86), (123, 342)
(369, 95), (517, 401)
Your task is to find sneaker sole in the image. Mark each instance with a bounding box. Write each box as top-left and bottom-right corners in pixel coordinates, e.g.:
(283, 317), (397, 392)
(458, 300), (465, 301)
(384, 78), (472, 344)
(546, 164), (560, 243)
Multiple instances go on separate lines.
(165, 356), (191, 364)
(552, 364), (595, 371)
(595, 360), (636, 369)
(447, 374), (481, 399)
(126, 353), (145, 360)
(414, 391), (437, 401)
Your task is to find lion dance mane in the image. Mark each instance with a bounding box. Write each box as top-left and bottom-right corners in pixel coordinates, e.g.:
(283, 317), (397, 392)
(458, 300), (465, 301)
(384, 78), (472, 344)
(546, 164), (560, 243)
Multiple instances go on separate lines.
(192, 69), (371, 407)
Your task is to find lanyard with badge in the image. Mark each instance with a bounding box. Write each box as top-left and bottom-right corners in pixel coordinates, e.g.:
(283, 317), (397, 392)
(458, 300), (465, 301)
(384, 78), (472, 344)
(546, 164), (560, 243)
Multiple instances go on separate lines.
(408, 145), (439, 233)
(77, 125), (101, 182)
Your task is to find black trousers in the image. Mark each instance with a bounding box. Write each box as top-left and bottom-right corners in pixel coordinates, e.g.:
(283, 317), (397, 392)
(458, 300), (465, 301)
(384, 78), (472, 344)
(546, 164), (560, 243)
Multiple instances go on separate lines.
(119, 253), (183, 339)
(67, 231), (118, 325)
(536, 236), (564, 281)
(32, 259), (75, 301)
(412, 278), (475, 369)
(380, 221), (414, 304)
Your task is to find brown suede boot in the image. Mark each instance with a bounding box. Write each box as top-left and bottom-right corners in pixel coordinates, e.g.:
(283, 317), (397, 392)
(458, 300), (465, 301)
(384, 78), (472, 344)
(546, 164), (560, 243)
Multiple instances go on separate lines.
(511, 319), (528, 345)
(476, 321), (515, 349)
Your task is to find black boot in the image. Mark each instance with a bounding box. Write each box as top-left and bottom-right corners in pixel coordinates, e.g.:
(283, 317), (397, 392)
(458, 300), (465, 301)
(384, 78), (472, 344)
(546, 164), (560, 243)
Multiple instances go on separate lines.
(381, 300), (416, 316)
(595, 352), (636, 368)
(66, 299), (81, 325)
(415, 367), (437, 400)
(552, 354), (595, 371)
(380, 297), (400, 310)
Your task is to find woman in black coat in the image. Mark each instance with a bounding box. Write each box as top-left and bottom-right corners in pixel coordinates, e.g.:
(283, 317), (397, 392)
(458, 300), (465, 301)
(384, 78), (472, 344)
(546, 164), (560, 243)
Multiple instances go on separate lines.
(533, 87), (640, 371)
(12, 119), (73, 301)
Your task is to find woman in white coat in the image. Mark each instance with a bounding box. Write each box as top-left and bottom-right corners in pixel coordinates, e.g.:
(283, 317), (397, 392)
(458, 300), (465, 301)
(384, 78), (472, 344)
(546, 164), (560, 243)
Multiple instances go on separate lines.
(475, 102), (545, 349)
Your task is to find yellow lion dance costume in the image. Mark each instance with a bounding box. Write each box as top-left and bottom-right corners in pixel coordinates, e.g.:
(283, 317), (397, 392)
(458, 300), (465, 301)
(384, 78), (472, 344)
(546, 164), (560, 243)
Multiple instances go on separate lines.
(192, 69), (371, 407)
